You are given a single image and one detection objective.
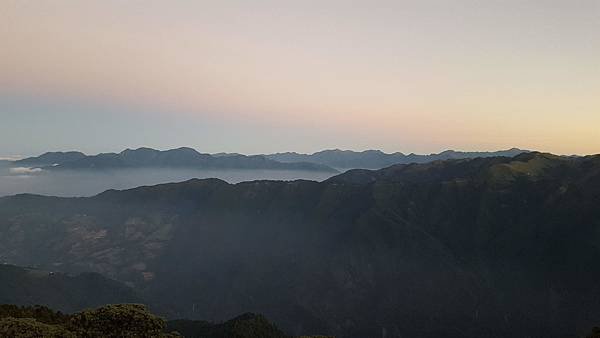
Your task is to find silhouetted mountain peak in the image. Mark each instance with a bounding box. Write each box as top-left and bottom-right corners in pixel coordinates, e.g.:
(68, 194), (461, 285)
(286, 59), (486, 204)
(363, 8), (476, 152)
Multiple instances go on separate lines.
(120, 147), (158, 154)
(165, 147), (202, 155)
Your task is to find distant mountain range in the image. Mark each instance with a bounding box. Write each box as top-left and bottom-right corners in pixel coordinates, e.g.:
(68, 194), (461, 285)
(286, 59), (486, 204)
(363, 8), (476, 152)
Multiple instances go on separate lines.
(14, 151), (88, 167)
(13, 148), (337, 173)
(1, 152), (599, 337)
(12, 147), (529, 172)
(265, 148), (528, 169)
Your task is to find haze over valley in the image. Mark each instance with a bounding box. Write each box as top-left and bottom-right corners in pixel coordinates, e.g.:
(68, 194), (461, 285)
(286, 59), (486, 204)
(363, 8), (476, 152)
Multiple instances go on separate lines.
(2, 152), (600, 338)
(1, 1), (599, 337)
(0, 147), (527, 197)
(0, 167), (333, 197)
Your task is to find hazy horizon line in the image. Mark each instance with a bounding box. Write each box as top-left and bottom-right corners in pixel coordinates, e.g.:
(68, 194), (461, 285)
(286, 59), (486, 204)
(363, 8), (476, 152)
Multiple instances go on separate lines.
(4, 145), (596, 161)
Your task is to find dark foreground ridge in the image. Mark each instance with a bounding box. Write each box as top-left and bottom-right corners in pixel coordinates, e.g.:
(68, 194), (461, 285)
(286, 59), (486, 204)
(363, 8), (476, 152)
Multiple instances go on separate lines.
(0, 303), (330, 338)
(1, 152), (600, 337)
(0, 264), (139, 313)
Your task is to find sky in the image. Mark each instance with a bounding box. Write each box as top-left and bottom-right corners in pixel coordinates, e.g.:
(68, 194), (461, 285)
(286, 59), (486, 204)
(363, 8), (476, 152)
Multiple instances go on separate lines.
(1, 0), (599, 157)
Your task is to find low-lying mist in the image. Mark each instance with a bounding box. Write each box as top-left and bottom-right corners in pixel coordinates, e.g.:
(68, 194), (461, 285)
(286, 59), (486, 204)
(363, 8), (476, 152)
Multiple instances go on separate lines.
(0, 164), (336, 197)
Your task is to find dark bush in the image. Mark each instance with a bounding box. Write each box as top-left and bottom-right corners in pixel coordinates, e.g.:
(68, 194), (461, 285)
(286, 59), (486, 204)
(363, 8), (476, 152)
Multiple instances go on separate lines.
(68, 304), (167, 337)
(0, 317), (75, 337)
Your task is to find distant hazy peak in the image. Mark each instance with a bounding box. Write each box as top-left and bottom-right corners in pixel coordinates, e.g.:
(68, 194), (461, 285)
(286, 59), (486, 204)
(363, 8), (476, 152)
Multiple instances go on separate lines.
(265, 148), (529, 170)
(14, 151), (87, 167)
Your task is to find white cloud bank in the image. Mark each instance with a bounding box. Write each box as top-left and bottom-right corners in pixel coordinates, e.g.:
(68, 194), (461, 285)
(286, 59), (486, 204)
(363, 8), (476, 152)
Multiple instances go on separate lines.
(9, 167), (43, 175)
(0, 156), (23, 161)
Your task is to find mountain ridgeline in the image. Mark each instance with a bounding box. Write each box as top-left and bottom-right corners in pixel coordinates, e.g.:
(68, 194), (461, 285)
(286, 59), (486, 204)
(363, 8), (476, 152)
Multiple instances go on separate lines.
(13, 147), (528, 172)
(265, 148), (527, 169)
(13, 148), (337, 172)
(0, 152), (599, 337)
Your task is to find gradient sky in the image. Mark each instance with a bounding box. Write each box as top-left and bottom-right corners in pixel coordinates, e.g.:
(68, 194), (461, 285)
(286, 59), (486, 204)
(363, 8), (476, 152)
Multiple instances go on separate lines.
(1, 0), (599, 157)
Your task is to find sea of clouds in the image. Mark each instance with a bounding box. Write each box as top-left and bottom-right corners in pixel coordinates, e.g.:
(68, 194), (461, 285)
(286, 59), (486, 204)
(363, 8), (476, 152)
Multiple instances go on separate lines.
(0, 165), (335, 197)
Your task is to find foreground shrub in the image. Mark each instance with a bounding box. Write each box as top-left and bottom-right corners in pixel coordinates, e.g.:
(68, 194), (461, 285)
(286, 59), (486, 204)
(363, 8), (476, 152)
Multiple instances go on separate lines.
(68, 304), (168, 337)
(0, 304), (179, 337)
(587, 327), (600, 338)
(0, 304), (68, 325)
(0, 317), (75, 338)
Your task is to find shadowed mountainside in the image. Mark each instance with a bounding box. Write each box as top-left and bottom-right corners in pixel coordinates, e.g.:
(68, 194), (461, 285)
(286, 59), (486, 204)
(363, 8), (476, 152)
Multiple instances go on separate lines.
(0, 264), (140, 313)
(0, 265), (324, 337)
(166, 313), (287, 338)
(0, 153), (600, 337)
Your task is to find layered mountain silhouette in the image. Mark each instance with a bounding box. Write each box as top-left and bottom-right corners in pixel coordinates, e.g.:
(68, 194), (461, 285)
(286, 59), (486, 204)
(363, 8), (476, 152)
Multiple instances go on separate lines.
(13, 148), (337, 172)
(265, 148), (527, 169)
(0, 152), (599, 337)
(12, 147), (529, 172)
